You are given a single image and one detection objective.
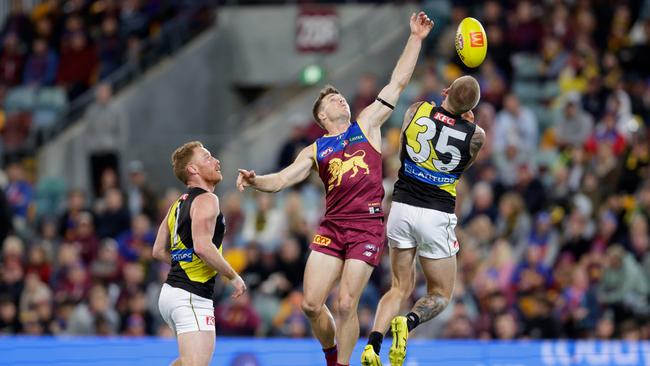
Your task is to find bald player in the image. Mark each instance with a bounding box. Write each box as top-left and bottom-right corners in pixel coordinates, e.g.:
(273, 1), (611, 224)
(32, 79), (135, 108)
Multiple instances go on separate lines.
(362, 76), (485, 366)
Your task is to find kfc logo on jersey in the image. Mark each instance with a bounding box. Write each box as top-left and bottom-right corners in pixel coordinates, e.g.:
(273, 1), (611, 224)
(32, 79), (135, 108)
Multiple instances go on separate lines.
(469, 32), (484, 47)
(433, 112), (456, 126)
(206, 316), (215, 326)
(312, 234), (332, 246)
(319, 147), (334, 159)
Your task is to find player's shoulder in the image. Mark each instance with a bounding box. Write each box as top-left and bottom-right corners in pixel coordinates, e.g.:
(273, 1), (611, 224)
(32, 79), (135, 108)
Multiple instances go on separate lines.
(192, 191), (219, 213)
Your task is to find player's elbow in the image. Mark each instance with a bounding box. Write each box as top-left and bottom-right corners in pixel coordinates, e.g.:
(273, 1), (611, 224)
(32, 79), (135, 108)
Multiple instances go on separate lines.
(193, 242), (208, 257)
(193, 240), (216, 258)
(152, 246), (166, 261)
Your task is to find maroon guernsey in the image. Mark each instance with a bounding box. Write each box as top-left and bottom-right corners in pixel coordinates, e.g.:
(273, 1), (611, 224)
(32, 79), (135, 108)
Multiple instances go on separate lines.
(314, 121), (384, 219)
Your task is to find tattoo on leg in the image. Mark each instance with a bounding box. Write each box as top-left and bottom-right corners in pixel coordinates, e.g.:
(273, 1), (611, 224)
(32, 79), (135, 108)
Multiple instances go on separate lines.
(412, 292), (449, 323)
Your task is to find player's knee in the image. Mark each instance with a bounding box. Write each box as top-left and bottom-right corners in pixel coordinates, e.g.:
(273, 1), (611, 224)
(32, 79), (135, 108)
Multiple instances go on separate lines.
(301, 299), (322, 318)
(336, 295), (357, 319)
(395, 278), (415, 298)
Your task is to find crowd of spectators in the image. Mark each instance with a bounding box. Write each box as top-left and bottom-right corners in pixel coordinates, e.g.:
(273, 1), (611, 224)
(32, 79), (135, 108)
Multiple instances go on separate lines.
(0, 0), (215, 163)
(2, 0), (650, 341)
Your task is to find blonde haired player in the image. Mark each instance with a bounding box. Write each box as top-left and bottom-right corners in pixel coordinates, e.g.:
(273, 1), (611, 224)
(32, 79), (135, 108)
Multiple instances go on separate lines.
(153, 141), (246, 366)
(361, 76), (485, 366)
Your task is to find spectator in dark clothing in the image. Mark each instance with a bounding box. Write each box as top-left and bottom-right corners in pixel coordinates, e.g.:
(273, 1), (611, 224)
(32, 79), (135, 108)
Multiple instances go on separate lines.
(58, 189), (89, 240)
(120, 0), (150, 38)
(214, 293), (261, 336)
(522, 296), (561, 339)
(95, 17), (124, 79)
(351, 73), (378, 118)
(1, 0), (33, 45)
(507, 1), (543, 53)
(0, 295), (20, 334)
(274, 238), (304, 297)
(0, 33), (24, 86)
(276, 123), (309, 171)
(56, 32), (97, 99)
(560, 209), (593, 262)
(95, 188), (130, 239)
(515, 164), (547, 215)
(69, 212), (100, 266)
(0, 189), (13, 247)
(23, 38), (58, 86)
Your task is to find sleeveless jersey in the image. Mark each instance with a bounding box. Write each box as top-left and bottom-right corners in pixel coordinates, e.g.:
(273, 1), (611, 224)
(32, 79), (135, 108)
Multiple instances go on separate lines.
(165, 186), (225, 299)
(314, 121), (384, 219)
(393, 102), (477, 213)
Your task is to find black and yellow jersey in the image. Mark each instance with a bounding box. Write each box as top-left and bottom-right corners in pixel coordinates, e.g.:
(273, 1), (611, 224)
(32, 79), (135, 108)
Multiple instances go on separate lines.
(393, 102), (476, 213)
(165, 186), (224, 299)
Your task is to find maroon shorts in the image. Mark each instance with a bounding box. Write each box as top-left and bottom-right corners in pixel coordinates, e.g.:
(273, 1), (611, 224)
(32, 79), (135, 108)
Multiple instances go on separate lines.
(310, 217), (386, 267)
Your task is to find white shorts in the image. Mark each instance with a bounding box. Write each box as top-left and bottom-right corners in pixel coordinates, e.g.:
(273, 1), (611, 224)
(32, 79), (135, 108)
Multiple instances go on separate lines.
(387, 201), (459, 259)
(158, 283), (216, 335)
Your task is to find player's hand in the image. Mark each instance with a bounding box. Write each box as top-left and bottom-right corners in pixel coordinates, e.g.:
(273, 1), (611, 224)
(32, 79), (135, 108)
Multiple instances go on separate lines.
(410, 11), (434, 40)
(236, 169), (256, 192)
(462, 110), (475, 123)
(230, 275), (247, 299)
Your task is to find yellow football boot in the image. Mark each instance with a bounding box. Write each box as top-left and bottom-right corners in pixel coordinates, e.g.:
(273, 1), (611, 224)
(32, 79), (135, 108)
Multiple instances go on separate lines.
(361, 344), (382, 366)
(388, 316), (408, 366)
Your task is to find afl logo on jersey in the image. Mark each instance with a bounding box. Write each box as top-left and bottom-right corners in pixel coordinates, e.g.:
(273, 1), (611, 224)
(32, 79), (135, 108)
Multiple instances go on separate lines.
(319, 147), (334, 159)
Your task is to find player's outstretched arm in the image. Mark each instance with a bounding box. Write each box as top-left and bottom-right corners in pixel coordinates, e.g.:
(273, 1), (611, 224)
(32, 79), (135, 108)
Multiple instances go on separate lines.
(358, 11), (433, 136)
(152, 210), (171, 264)
(191, 193), (246, 298)
(237, 144), (315, 193)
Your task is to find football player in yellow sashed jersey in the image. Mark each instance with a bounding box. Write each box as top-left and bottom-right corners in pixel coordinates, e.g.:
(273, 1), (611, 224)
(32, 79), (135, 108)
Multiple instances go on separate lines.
(361, 77), (486, 366)
(153, 141), (247, 366)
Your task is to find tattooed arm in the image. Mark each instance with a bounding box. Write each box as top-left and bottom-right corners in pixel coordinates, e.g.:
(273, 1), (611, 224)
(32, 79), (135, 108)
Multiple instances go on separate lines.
(466, 125), (486, 168)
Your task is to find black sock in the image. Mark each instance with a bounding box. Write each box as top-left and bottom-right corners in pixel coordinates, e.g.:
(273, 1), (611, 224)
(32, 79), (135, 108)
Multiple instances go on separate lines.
(406, 312), (420, 332)
(367, 331), (383, 354)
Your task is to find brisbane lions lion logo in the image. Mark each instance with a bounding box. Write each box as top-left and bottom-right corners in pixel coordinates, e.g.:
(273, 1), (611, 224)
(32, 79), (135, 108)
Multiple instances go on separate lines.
(327, 150), (370, 192)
